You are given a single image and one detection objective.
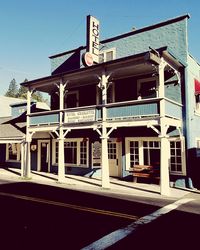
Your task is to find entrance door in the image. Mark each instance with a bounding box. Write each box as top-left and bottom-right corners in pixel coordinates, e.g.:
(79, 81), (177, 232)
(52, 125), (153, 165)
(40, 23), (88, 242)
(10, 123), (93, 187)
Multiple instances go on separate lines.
(38, 141), (50, 172)
(108, 141), (121, 177)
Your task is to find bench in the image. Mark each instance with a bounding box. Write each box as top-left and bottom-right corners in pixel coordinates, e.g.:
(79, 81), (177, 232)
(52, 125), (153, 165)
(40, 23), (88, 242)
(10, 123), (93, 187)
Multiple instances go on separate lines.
(129, 165), (160, 183)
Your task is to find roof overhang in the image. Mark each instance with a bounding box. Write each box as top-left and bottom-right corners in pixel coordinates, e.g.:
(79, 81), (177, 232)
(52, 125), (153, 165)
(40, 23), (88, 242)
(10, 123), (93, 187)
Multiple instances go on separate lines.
(21, 48), (184, 93)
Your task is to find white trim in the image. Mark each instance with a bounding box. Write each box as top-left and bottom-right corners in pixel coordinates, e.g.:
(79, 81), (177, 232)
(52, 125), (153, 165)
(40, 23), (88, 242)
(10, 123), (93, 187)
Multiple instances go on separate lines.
(52, 138), (89, 168)
(125, 137), (185, 175)
(6, 143), (21, 162)
(99, 47), (116, 63)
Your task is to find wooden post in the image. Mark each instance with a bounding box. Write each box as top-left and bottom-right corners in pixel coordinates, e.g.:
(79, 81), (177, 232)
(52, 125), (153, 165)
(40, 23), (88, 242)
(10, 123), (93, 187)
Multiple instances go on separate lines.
(58, 81), (65, 183)
(100, 72), (110, 189)
(24, 89), (32, 178)
(158, 60), (170, 196)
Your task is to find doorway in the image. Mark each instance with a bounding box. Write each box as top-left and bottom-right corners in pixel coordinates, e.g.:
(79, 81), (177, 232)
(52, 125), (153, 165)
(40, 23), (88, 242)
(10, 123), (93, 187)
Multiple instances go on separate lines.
(108, 140), (121, 177)
(38, 140), (50, 172)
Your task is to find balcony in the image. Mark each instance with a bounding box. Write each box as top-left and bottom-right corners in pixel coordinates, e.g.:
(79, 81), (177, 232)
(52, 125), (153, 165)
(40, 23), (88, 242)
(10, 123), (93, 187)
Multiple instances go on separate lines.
(29, 98), (182, 127)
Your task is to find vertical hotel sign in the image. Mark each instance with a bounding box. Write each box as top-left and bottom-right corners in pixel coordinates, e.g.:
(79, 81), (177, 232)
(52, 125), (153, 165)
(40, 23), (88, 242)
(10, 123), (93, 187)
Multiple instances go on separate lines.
(83, 15), (100, 66)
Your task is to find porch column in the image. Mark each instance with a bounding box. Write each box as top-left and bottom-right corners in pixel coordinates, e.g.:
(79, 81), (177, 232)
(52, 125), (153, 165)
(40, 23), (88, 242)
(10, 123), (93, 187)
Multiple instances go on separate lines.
(20, 141), (25, 177)
(158, 60), (170, 196)
(58, 131), (65, 182)
(24, 140), (31, 178)
(100, 72), (110, 189)
(158, 59), (166, 116)
(23, 89), (32, 178)
(58, 81), (65, 182)
(160, 132), (170, 196)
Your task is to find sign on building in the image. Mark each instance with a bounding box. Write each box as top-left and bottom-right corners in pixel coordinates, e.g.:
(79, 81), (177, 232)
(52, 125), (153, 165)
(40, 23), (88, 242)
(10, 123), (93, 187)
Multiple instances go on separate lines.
(82, 15), (100, 66)
(65, 109), (96, 123)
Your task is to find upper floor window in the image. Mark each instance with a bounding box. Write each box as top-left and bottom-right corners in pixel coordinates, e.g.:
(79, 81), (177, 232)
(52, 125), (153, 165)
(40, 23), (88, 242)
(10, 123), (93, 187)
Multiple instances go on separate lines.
(64, 91), (79, 109)
(99, 48), (116, 63)
(137, 77), (157, 99)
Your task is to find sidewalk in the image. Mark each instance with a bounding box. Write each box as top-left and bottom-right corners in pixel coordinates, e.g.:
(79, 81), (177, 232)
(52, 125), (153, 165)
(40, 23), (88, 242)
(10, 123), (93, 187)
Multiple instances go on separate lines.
(0, 167), (193, 200)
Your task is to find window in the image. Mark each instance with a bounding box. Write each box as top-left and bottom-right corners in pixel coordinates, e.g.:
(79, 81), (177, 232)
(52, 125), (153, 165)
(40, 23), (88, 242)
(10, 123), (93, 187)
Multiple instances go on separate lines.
(53, 138), (88, 167)
(108, 142), (117, 159)
(170, 141), (182, 172)
(143, 141), (160, 167)
(129, 141), (139, 167)
(96, 82), (115, 104)
(6, 143), (21, 161)
(80, 141), (87, 165)
(64, 141), (77, 164)
(64, 91), (79, 109)
(126, 138), (184, 174)
(137, 77), (157, 99)
(99, 48), (116, 63)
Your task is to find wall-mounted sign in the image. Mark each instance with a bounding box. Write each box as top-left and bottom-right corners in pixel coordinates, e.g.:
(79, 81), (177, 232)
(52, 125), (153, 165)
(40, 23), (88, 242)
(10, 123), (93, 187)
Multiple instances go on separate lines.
(82, 52), (94, 67)
(65, 109), (96, 123)
(85, 15), (100, 65)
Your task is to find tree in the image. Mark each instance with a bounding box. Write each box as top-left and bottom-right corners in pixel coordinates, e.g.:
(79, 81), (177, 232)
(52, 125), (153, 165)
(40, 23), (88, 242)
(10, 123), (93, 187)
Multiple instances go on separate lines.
(5, 78), (18, 97)
(32, 91), (44, 102)
(4, 78), (48, 103)
(17, 78), (28, 99)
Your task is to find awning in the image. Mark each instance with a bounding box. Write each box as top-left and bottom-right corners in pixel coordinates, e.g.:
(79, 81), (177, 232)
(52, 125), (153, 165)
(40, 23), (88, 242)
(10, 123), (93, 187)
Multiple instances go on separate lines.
(195, 79), (200, 94)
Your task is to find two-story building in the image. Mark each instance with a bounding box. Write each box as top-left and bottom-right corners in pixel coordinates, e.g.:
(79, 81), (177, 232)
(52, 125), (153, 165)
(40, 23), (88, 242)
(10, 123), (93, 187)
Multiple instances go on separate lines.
(8, 14), (200, 195)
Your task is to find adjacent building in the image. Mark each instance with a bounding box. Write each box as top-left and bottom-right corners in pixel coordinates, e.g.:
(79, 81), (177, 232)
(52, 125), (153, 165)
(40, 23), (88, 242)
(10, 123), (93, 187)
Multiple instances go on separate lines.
(1, 14), (200, 194)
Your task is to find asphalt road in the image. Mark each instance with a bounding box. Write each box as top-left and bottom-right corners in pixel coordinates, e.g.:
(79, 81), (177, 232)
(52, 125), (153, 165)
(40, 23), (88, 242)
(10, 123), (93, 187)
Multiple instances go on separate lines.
(0, 180), (199, 250)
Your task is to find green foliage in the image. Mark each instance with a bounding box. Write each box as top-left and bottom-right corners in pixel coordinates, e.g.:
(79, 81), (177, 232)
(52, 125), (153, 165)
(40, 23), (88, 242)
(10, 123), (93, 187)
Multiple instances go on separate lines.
(4, 78), (46, 103)
(5, 78), (18, 97)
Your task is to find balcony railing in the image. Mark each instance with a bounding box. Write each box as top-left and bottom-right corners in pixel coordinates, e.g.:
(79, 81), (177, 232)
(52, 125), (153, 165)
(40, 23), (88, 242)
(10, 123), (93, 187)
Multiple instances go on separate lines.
(29, 98), (182, 126)
(29, 110), (60, 126)
(106, 99), (160, 120)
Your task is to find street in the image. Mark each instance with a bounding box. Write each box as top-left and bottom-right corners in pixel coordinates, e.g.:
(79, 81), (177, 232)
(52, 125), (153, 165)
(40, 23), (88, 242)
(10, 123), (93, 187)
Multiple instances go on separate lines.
(0, 180), (199, 250)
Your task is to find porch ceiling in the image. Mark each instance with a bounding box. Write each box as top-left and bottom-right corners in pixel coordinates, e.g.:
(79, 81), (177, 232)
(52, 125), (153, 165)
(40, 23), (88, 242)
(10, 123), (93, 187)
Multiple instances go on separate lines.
(22, 49), (183, 94)
(21, 51), (159, 94)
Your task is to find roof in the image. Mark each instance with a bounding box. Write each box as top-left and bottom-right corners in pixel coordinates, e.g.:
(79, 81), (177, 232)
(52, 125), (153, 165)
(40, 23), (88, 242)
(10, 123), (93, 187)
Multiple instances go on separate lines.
(49, 14), (190, 59)
(0, 124), (25, 141)
(0, 96), (25, 117)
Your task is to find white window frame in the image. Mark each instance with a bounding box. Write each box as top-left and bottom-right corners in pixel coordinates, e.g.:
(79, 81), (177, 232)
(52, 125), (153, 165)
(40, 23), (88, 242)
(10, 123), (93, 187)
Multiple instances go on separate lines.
(137, 77), (158, 99)
(99, 47), (116, 63)
(6, 143), (21, 162)
(125, 137), (186, 175)
(52, 138), (89, 167)
(169, 137), (186, 175)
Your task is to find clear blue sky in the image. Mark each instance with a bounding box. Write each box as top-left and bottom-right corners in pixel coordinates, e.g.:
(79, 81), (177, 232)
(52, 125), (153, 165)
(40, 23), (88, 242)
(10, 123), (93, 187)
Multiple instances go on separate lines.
(0, 0), (200, 95)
